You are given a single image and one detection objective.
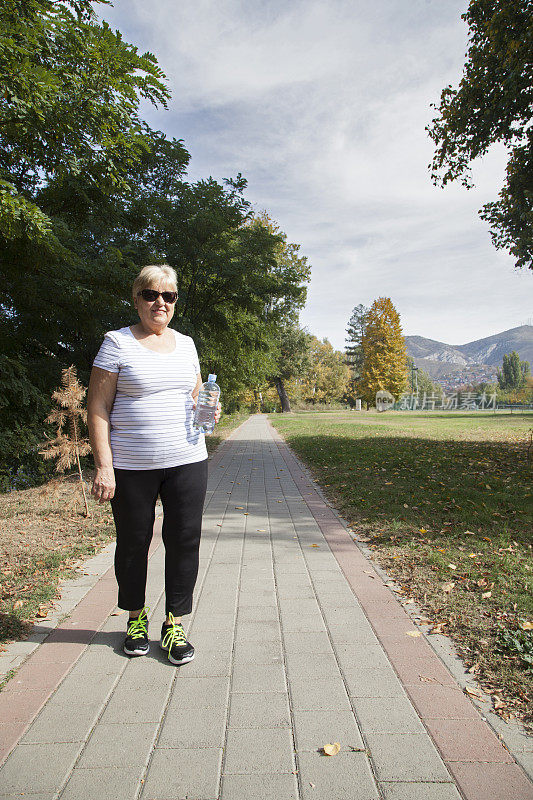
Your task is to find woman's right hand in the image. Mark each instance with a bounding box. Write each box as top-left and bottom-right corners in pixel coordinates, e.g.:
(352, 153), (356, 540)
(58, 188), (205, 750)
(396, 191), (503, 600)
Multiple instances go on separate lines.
(91, 466), (116, 503)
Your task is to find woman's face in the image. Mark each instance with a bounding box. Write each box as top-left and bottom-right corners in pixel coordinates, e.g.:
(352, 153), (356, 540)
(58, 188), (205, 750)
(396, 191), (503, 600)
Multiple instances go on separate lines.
(134, 280), (176, 333)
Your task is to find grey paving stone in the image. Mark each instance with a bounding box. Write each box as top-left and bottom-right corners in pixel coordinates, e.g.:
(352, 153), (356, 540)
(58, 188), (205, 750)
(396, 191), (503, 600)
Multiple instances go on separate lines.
(327, 622), (379, 646)
(220, 772), (299, 800)
(20, 698), (102, 744)
(231, 659), (287, 692)
(62, 766), (143, 800)
(379, 783), (462, 800)
(100, 685), (170, 724)
(290, 678), (352, 712)
(167, 676), (230, 709)
(0, 742), (81, 793)
(365, 733), (453, 782)
(280, 611), (326, 633)
(344, 667), (406, 698)
(157, 705), (226, 748)
(334, 643), (394, 673)
(76, 723), (158, 767)
(228, 691), (291, 729)
(352, 697), (426, 734)
(234, 620), (281, 643)
(284, 649), (340, 680)
(297, 750), (380, 800)
(283, 631), (333, 654)
(143, 728), (222, 793)
(293, 710), (364, 751)
(224, 728), (295, 775)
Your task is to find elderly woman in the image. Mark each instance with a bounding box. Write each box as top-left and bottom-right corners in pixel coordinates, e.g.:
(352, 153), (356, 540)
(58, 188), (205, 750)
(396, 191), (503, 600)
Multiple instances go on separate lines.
(87, 264), (219, 665)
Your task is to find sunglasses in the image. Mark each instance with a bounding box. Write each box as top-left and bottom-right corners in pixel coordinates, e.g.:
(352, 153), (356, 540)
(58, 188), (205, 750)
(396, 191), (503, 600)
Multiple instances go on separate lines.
(138, 289), (177, 303)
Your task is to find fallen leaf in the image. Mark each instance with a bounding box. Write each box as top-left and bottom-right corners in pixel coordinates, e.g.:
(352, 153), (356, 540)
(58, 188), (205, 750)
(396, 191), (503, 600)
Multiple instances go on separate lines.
(323, 742), (341, 756)
(481, 591), (492, 599)
(448, 563), (457, 570)
(13, 599), (24, 610)
(406, 631), (422, 638)
(520, 621), (533, 630)
(464, 530), (475, 535)
(419, 528), (427, 533)
(464, 685), (483, 699)
(468, 553), (477, 558)
(235, 506), (244, 510)
(442, 582), (455, 593)
(257, 529), (266, 532)
(311, 544), (320, 548)
(429, 623), (447, 634)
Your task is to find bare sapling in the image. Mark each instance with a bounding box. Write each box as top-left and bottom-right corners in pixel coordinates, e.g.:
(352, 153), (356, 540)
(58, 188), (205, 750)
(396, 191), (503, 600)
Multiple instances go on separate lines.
(40, 365), (91, 516)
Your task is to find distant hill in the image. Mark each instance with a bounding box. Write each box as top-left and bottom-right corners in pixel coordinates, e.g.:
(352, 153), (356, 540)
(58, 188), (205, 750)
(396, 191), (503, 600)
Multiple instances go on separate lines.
(405, 325), (533, 384)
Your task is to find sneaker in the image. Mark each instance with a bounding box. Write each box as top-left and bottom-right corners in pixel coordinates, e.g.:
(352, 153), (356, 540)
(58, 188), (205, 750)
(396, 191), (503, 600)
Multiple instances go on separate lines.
(123, 607), (150, 656)
(160, 613), (195, 665)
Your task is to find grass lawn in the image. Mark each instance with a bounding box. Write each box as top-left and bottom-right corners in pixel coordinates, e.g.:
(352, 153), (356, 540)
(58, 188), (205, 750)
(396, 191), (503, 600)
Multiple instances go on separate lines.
(0, 411), (249, 652)
(270, 409), (533, 729)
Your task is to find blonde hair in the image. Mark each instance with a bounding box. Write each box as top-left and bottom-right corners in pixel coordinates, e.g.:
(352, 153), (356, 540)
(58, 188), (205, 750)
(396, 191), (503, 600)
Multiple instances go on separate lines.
(132, 264), (178, 301)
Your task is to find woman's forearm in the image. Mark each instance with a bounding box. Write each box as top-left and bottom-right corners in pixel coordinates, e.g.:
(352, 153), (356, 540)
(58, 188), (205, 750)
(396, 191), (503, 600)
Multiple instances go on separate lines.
(88, 410), (114, 468)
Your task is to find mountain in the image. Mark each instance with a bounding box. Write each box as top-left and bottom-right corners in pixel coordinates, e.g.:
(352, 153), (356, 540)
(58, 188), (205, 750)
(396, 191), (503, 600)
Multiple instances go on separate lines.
(405, 325), (533, 385)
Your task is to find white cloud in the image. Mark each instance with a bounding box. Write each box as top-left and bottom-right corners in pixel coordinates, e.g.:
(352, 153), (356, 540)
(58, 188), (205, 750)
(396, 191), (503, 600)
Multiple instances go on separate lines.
(101, 0), (532, 350)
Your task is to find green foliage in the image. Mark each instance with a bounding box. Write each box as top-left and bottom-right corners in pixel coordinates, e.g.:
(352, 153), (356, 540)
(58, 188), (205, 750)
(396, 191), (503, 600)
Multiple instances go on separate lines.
(496, 628), (533, 672)
(497, 351), (530, 389)
(345, 303), (368, 380)
(428, 0), (533, 270)
(303, 337), (351, 404)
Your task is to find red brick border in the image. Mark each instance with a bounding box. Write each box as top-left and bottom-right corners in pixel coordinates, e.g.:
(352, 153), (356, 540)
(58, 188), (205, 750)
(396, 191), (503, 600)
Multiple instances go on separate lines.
(268, 420), (533, 800)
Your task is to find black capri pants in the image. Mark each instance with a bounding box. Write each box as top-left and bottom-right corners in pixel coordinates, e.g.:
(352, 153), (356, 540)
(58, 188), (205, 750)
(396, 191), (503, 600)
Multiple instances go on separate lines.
(110, 459), (208, 616)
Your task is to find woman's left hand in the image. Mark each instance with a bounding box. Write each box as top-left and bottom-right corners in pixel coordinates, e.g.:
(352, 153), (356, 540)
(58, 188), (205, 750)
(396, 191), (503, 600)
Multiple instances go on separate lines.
(214, 401), (222, 425)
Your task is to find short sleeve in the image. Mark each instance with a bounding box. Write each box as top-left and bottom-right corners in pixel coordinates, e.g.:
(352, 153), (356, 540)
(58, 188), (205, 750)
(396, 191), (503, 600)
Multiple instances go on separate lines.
(190, 338), (201, 375)
(93, 333), (121, 374)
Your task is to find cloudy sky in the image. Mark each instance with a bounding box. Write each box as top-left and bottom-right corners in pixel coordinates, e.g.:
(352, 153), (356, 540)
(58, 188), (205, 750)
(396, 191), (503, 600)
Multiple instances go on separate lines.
(101, 0), (532, 351)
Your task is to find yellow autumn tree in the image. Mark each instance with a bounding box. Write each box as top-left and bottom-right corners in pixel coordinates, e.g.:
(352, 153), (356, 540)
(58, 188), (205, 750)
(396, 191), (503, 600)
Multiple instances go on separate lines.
(358, 298), (408, 405)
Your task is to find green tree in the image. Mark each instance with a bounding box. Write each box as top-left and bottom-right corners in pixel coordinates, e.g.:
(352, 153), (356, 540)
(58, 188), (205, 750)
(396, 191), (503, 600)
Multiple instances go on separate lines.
(270, 322), (312, 412)
(359, 298), (408, 405)
(304, 338), (351, 404)
(497, 351), (530, 389)
(0, 0), (169, 239)
(427, 0), (533, 270)
(345, 304), (369, 379)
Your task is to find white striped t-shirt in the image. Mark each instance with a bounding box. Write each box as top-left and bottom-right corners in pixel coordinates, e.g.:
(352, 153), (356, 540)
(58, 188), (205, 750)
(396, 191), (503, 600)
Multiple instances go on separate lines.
(93, 327), (207, 470)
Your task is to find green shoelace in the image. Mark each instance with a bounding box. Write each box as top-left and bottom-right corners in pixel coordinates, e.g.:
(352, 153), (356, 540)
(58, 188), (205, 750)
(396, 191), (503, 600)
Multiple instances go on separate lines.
(127, 607), (149, 639)
(161, 612), (187, 657)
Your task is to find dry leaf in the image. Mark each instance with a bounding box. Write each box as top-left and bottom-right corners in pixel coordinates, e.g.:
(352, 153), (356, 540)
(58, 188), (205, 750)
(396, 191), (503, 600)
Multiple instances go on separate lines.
(419, 528), (427, 533)
(464, 685), (483, 699)
(36, 605), (48, 618)
(235, 506), (244, 510)
(257, 529), (266, 532)
(464, 530), (475, 535)
(442, 582), (455, 593)
(406, 631), (422, 637)
(481, 591), (492, 599)
(323, 742), (341, 756)
(429, 623), (447, 634)
(448, 564), (457, 570)
(13, 599), (24, 610)
(311, 544), (320, 548)
(520, 621), (533, 630)
(467, 663), (479, 673)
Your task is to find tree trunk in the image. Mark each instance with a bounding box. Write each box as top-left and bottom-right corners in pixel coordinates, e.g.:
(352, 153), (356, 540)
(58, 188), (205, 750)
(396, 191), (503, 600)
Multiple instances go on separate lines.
(274, 377), (291, 412)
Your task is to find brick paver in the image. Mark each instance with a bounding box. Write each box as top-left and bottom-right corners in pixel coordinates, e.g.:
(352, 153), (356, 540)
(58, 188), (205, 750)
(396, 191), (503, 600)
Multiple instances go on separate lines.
(0, 414), (531, 800)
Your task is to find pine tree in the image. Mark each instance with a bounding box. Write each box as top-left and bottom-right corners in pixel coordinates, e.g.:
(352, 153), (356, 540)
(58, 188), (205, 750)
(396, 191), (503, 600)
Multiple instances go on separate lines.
(40, 366), (91, 516)
(358, 298), (408, 405)
(345, 304), (369, 379)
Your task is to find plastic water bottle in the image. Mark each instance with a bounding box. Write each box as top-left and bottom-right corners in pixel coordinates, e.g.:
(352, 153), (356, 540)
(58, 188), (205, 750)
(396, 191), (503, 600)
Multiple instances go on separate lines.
(193, 374), (220, 435)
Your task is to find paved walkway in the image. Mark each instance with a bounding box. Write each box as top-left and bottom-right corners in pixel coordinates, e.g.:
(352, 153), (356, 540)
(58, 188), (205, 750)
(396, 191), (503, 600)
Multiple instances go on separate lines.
(0, 414), (532, 800)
